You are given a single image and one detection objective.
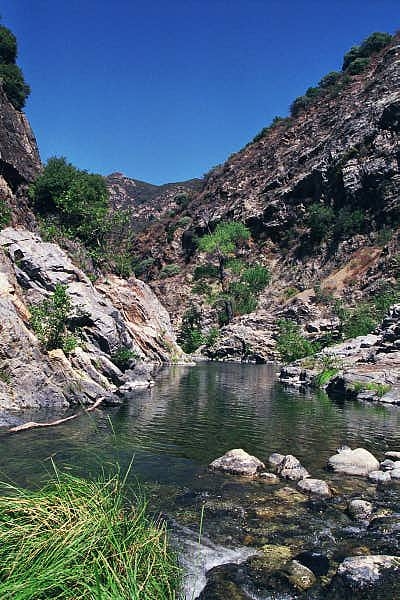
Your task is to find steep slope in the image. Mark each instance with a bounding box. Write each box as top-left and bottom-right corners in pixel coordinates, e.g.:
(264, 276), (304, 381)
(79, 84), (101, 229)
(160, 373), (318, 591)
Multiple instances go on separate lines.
(131, 34), (400, 360)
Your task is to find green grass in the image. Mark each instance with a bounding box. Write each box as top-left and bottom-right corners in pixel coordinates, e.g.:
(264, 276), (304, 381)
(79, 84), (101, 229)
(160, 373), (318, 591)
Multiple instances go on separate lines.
(350, 381), (391, 398)
(313, 368), (339, 387)
(0, 469), (180, 599)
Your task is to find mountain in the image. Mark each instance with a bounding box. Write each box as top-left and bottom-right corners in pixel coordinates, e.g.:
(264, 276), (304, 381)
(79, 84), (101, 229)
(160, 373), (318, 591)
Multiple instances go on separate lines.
(130, 33), (400, 361)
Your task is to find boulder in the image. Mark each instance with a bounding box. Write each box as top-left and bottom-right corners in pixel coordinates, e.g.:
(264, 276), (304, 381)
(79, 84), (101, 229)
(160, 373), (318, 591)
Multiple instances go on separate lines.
(297, 478), (332, 497)
(282, 559), (316, 591)
(348, 499), (373, 521)
(268, 453), (285, 468)
(329, 555), (400, 597)
(368, 470), (391, 484)
(209, 449), (265, 476)
(259, 472), (279, 483)
(327, 447), (379, 476)
(390, 468), (400, 479)
(277, 455), (310, 481)
(385, 451), (400, 459)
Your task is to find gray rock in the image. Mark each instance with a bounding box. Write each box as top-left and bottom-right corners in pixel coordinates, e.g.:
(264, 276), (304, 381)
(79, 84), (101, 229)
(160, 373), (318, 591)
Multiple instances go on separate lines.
(283, 559), (316, 591)
(380, 459), (396, 470)
(368, 470), (391, 483)
(268, 453), (285, 468)
(259, 472), (279, 482)
(348, 499), (373, 520)
(277, 455), (310, 481)
(390, 468), (400, 480)
(297, 478), (332, 497)
(331, 555), (400, 594)
(209, 449), (265, 476)
(385, 451), (400, 459)
(327, 447), (379, 476)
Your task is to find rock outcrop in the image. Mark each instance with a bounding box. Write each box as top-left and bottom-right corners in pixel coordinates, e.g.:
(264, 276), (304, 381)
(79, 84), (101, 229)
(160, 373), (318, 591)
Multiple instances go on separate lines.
(0, 227), (184, 412)
(0, 85), (40, 228)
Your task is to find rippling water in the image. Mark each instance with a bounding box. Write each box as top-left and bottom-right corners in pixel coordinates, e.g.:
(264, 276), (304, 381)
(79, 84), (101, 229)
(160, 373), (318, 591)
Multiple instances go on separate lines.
(1, 363), (400, 597)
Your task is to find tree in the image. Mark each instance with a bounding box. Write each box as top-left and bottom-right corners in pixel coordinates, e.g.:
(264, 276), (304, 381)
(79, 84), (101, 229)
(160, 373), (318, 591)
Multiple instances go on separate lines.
(30, 284), (77, 353)
(0, 23), (30, 109)
(198, 221), (250, 322)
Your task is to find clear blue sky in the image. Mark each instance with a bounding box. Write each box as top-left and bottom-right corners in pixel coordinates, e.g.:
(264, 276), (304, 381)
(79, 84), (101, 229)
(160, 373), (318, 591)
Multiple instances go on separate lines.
(1, 1), (399, 184)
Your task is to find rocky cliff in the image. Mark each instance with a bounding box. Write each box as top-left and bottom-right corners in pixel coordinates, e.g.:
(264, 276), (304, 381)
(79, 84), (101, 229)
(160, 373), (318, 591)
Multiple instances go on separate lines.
(0, 227), (184, 413)
(0, 85), (40, 228)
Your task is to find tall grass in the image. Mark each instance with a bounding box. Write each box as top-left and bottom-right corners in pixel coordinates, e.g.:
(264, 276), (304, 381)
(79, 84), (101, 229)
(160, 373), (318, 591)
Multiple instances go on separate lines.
(0, 469), (180, 599)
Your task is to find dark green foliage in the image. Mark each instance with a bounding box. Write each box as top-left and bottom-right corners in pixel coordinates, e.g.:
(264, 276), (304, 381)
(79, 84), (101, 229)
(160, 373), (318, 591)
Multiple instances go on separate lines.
(318, 71), (342, 88)
(193, 263), (219, 280)
(177, 305), (204, 353)
(198, 221), (250, 255)
(111, 347), (139, 371)
(228, 282), (258, 315)
(345, 57), (370, 75)
(333, 207), (365, 238)
(290, 95), (309, 117)
(31, 157), (108, 248)
(0, 24), (17, 63)
(30, 284), (77, 354)
(134, 257), (155, 277)
(251, 116), (291, 143)
(0, 24), (30, 109)
(240, 265), (271, 292)
(174, 193), (190, 208)
(276, 319), (320, 363)
(307, 204), (335, 243)
(0, 63), (30, 110)
(0, 198), (11, 227)
(204, 327), (219, 347)
(342, 32), (392, 72)
(159, 264), (181, 278)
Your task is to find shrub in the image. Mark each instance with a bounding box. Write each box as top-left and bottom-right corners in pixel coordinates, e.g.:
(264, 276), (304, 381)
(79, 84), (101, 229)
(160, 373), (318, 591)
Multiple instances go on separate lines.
(193, 263), (219, 280)
(0, 198), (11, 227)
(290, 95), (310, 117)
(276, 319), (320, 363)
(204, 327), (219, 347)
(240, 265), (271, 292)
(30, 284), (77, 354)
(0, 470), (180, 599)
(174, 193), (190, 208)
(333, 207), (365, 239)
(111, 347), (139, 371)
(134, 257), (155, 277)
(177, 305), (204, 353)
(159, 264), (181, 278)
(198, 221), (250, 255)
(0, 24), (17, 63)
(307, 203), (335, 242)
(318, 71), (342, 88)
(345, 57), (370, 75)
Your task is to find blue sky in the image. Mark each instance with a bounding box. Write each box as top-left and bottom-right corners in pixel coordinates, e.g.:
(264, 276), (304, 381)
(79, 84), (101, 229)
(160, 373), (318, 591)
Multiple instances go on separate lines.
(1, 1), (399, 184)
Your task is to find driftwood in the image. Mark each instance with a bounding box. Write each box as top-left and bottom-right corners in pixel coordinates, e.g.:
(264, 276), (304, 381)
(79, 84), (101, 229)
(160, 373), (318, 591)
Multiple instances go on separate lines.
(7, 396), (105, 433)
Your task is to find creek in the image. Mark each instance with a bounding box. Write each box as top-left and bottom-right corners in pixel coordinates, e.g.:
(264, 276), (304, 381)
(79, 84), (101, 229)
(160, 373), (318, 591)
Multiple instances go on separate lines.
(1, 363), (400, 598)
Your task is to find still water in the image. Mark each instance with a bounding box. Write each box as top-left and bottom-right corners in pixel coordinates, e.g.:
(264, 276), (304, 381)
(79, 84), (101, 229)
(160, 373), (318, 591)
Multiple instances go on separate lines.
(1, 363), (400, 597)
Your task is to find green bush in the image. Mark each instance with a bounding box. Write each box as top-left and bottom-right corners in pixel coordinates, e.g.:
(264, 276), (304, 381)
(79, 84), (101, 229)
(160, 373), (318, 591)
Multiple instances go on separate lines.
(111, 347), (139, 371)
(307, 203), (335, 242)
(240, 265), (271, 292)
(30, 284), (77, 354)
(229, 282), (258, 315)
(0, 24), (17, 63)
(318, 71), (342, 88)
(159, 264), (181, 278)
(345, 57), (370, 75)
(342, 32), (392, 70)
(193, 263), (219, 280)
(333, 207), (365, 239)
(134, 257), (155, 277)
(177, 305), (204, 353)
(0, 198), (11, 227)
(0, 470), (180, 599)
(276, 319), (320, 363)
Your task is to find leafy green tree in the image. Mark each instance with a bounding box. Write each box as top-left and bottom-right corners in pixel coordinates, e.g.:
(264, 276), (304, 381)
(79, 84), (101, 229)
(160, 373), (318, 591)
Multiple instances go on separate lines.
(177, 305), (204, 353)
(307, 203), (335, 243)
(198, 221), (250, 322)
(0, 25), (17, 63)
(0, 23), (30, 109)
(276, 319), (320, 363)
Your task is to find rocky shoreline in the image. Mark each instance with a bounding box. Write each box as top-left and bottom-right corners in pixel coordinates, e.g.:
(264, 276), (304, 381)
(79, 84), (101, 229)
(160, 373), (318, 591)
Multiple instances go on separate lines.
(279, 304), (400, 406)
(197, 446), (400, 599)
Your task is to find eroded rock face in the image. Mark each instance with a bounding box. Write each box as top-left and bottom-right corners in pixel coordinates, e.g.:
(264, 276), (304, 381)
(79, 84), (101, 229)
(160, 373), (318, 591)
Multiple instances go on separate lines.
(0, 85), (40, 228)
(209, 449), (265, 476)
(327, 448), (379, 476)
(0, 227), (184, 412)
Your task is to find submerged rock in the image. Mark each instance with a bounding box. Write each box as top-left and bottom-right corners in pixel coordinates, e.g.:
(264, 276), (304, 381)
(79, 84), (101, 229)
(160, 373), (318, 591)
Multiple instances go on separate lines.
(276, 455), (310, 481)
(295, 550), (330, 576)
(327, 448), (379, 476)
(329, 555), (400, 598)
(348, 499), (373, 521)
(368, 470), (391, 484)
(297, 478), (332, 498)
(268, 452), (285, 468)
(282, 559), (317, 591)
(209, 449), (265, 476)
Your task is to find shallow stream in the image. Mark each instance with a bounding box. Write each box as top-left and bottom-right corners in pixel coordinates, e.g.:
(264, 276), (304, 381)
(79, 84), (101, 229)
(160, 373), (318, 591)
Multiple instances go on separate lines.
(1, 363), (400, 598)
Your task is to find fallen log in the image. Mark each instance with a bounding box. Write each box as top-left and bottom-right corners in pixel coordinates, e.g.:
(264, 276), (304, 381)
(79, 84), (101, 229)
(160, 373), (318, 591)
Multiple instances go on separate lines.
(7, 396), (105, 433)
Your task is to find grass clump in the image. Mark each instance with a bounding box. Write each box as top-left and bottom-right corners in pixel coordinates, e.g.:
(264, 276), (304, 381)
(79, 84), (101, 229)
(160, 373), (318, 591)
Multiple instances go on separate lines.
(350, 381), (391, 398)
(276, 319), (320, 363)
(0, 469), (180, 599)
